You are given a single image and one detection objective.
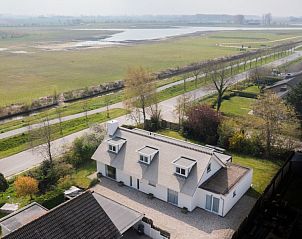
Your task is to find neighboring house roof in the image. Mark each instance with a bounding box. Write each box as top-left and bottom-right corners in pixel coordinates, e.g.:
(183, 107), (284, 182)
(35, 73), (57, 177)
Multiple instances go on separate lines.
(199, 163), (250, 195)
(2, 192), (121, 239)
(92, 127), (231, 196)
(0, 203), (48, 235)
(92, 192), (144, 234)
(265, 72), (302, 98)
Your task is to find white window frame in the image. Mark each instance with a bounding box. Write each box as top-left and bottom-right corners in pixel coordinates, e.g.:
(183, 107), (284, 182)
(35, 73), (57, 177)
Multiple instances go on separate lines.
(139, 154), (150, 164)
(175, 167), (187, 177)
(108, 144), (117, 153)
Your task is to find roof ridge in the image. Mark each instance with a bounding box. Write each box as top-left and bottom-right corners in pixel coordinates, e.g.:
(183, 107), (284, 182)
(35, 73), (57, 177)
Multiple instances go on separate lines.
(119, 127), (214, 156)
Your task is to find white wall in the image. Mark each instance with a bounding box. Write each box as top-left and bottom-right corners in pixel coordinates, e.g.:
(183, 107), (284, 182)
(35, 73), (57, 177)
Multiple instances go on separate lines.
(134, 221), (169, 239)
(199, 158), (222, 185)
(222, 169), (253, 217)
(193, 188), (224, 216)
(97, 162), (106, 176)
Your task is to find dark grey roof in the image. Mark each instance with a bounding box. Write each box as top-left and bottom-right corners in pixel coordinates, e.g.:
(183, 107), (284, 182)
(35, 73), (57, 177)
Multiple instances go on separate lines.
(93, 192), (143, 234)
(199, 163), (251, 195)
(3, 192), (121, 239)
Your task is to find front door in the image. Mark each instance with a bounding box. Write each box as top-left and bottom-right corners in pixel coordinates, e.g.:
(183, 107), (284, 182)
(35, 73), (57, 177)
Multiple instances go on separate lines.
(167, 189), (178, 205)
(205, 194), (220, 214)
(106, 165), (116, 180)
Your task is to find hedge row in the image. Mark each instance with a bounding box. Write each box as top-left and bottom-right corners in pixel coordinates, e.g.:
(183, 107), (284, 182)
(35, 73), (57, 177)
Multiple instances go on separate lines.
(35, 188), (65, 209)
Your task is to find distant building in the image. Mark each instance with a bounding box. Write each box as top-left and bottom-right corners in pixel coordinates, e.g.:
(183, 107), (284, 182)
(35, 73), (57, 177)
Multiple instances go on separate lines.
(92, 120), (253, 217)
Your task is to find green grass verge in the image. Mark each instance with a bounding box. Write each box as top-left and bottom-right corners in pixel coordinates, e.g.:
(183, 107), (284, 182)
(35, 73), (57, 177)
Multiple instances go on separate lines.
(0, 108), (127, 159)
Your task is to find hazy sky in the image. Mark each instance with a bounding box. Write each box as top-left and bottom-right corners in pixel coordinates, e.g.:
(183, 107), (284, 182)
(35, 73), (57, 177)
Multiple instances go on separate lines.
(1, 0), (301, 17)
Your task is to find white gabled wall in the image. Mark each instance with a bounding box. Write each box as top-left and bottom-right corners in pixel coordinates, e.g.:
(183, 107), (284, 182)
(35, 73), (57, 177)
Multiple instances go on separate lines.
(97, 162), (106, 176)
(199, 158), (222, 185)
(222, 169), (253, 216)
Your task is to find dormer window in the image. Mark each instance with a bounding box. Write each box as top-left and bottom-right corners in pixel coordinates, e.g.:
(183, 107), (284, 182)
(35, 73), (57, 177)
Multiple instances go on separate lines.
(108, 144), (117, 153)
(107, 137), (126, 154)
(173, 157), (196, 178)
(140, 155), (150, 164)
(138, 146), (158, 165)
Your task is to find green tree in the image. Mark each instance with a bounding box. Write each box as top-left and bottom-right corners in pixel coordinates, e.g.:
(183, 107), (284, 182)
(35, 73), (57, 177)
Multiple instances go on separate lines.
(287, 82), (302, 116)
(253, 92), (299, 158)
(0, 173), (9, 192)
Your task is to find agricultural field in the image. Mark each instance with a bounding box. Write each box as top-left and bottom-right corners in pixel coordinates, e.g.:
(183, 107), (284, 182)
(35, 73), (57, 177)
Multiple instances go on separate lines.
(0, 27), (302, 106)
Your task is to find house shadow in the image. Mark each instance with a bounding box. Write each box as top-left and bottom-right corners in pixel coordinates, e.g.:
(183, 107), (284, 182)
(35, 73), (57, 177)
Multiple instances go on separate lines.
(93, 177), (257, 235)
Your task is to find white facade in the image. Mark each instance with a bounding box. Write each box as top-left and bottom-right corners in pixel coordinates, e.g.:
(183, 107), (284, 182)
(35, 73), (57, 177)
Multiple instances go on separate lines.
(96, 161), (252, 217)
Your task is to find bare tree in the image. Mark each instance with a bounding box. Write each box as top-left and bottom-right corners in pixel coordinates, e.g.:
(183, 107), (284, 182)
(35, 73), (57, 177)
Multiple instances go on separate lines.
(174, 94), (192, 127)
(192, 68), (202, 88)
(124, 66), (156, 128)
(104, 94), (112, 118)
(210, 65), (232, 112)
(28, 116), (56, 165)
(55, 106), (64, 136)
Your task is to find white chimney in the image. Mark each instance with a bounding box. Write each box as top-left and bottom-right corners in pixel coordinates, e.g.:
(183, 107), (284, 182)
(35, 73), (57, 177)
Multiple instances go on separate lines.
(107, 120), (119, 136)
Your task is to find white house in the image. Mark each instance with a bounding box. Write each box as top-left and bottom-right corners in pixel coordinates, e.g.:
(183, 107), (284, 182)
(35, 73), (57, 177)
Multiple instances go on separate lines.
(92, 120), (253, 217)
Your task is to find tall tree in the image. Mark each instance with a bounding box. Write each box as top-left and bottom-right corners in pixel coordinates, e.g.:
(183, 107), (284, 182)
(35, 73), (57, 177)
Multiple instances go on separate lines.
(0, 173), (9, 192)
(174, 94), (192, 127)
(124, 66), (156, 128)
(253, 92), (299, 158)
(210, 65), (232, 112)
(287, 82), (302, 116)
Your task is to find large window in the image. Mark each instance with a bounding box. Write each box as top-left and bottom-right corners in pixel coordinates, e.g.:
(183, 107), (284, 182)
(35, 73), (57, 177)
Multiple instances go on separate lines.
(106, 165), (116, 180)
(167, 189), (178, 205)
(205, 194), (220, 214)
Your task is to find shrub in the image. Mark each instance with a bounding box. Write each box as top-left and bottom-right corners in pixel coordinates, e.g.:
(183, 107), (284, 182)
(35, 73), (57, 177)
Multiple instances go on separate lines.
(0, 173), (9, 192)
(35, 188), (65, 209)
(184, 104), (221, 144)
(218, 119), (237, 148)
(89, 178), (99, 188)
(14, 176), (38, 199)
(181, 207), (188, 214)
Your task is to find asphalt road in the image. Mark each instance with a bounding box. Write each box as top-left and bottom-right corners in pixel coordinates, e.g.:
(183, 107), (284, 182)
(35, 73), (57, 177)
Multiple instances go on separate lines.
(0, 51), (301, 177)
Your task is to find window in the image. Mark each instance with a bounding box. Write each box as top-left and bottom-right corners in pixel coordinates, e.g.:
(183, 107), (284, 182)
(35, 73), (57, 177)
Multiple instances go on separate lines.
(176, 167), (186, 176)
(207, 163), (211, 173)
(233, 191), (236, 198)
(139, 155), (149, 164)
(108, 144), (117, 153)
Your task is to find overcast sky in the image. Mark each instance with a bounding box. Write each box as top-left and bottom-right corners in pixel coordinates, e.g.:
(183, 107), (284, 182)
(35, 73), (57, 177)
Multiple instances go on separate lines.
(1, 0), (301, 17)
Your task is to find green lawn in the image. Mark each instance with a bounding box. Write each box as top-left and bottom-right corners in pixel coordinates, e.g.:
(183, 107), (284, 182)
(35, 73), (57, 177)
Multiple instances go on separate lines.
(0, 108), (127, 159)
(242, 85), (261, 94)
(1, 29), (301, 106)
(220, 96), (256, 116)
(157, 129), (282, 198)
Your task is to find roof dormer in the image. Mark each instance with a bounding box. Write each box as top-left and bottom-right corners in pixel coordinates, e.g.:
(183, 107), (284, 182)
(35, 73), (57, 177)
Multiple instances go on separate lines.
(172, 157), (196, 178)
(138, 146), (158, 165)
(107, 137), (126, 154)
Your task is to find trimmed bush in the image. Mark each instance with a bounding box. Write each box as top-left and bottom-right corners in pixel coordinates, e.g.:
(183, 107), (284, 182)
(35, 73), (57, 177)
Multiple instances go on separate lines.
(35, 188), (65, 209)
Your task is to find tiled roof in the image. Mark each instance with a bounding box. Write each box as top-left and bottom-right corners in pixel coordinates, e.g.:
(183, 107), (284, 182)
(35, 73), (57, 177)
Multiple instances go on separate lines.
(199, 163), (251, 195)
(3, 192), (121, 239)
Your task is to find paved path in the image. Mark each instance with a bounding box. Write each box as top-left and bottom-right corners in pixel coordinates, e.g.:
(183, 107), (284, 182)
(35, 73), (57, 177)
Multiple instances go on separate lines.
(0, 51), (301, 177)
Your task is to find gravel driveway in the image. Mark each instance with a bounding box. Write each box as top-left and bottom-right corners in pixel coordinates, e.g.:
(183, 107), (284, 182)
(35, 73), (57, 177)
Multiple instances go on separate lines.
(92, 177), (256, 239)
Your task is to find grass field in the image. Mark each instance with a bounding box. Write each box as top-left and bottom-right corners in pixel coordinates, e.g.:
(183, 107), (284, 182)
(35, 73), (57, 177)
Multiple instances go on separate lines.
(157, 129), (282, 197)
(1, 28), (302, 106)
